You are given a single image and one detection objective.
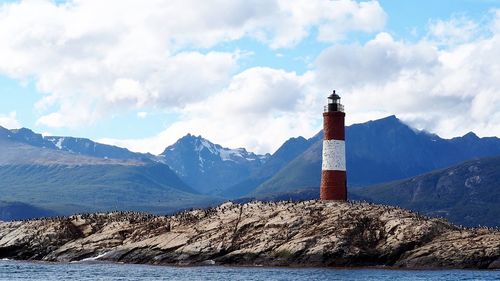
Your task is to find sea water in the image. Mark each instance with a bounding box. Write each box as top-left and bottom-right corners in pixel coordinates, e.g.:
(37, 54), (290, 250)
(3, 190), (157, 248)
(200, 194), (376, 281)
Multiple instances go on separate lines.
(0, 260), (498, 281)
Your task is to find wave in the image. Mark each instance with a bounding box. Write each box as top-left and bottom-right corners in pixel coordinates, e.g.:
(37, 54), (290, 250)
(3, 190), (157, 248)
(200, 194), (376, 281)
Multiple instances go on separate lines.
(79, 252), (109, 262)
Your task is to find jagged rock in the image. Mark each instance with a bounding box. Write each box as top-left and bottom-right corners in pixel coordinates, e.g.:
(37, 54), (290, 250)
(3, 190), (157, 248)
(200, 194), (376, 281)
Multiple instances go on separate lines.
(0, 201), (498, 269)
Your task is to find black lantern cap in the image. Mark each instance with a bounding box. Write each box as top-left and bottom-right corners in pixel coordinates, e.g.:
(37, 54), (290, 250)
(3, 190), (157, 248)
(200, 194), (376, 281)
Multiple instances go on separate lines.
(328, 90), (340, 100)
(325, 90), (344, 112)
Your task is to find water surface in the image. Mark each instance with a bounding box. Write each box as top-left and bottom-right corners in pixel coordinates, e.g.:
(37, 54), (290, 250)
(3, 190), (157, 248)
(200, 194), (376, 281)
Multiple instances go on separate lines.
(0, 260), (498, 280)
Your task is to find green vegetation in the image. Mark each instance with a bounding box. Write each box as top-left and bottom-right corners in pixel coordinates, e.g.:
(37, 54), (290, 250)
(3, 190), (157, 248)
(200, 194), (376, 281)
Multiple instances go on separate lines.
(0, 164), (221, 217)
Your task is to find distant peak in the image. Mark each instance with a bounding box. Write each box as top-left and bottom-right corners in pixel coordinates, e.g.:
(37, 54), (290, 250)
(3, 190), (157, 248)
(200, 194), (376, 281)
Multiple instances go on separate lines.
(9, 128), (43, 140)
(180, 133), (206, 141)
(11, 127), (36, 134)
(463, 132), (479, 139)
(379, 115), (400, 122)
(351, 115), (400, 126)
(348, 115), (420, 135)
(162, 134), (268, 162)
(0, 126), (11, 138)
(288, 136), (307, 142)
(163, 134), (216, 155)
(281, 136), (308, 147)
(176, 134), (195, 142)
(357, 115), (404, 127)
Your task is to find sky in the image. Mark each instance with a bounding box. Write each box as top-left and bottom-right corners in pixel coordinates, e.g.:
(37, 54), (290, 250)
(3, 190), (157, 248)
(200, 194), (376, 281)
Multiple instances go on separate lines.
(0, 0), (500, 155)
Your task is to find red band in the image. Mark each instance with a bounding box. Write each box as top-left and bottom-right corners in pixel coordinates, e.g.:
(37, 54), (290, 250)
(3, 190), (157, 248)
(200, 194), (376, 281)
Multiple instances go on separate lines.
(320, 170), (347, 200)
(323, 112), (345, 140)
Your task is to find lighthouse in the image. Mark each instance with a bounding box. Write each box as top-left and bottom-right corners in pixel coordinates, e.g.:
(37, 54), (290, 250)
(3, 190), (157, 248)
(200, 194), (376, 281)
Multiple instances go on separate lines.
(320, 90), (347, 201)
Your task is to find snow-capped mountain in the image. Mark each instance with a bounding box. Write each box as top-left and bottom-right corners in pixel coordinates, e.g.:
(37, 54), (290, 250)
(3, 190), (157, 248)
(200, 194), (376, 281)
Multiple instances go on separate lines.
(0, 126), (218, 221)
(160, 134), (270, 195)
(1, 127), (152, 162)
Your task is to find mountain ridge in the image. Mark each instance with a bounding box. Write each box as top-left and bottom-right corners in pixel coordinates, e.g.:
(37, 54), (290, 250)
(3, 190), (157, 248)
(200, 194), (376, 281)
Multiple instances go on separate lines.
(0, 127), (221, 220)
(219, 135), (320, 198)
(252, 115), (500, 196)
(2, 116), (500, 227)
(0, 126), (153, 163)
(159, 134), (270, 195)
(353, 155), (500, 227)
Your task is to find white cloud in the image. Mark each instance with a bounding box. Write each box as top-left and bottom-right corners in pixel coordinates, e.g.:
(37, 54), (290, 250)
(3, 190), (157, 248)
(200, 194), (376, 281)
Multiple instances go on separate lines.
(101, 67), (320, 154)
(315, 32), (438, 89)
(0, 111), (21, 129)
(313, 12), (500, 139)
(0, 0), (385, 130)
(492, 9), (500, 33)
(428, 15), (480, 46)
(137, 112), (148, 119)
(255, 0), (387, 48)
(315, 0), (387, 42)
(103, 12), (500, 154)
(4, 0), (500, 156)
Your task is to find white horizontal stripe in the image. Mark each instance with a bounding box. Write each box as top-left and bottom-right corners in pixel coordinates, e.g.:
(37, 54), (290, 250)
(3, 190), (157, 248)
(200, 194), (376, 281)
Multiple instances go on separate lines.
(322, 139), (346, 171)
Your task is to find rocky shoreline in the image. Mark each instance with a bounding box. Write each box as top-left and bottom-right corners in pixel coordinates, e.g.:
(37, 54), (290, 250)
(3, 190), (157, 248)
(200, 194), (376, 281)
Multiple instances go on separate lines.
(0, 201), (499, 269)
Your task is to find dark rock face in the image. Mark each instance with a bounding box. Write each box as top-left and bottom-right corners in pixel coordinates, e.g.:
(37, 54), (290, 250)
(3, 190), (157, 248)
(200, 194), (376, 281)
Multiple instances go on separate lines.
(0, 201), (498, 269)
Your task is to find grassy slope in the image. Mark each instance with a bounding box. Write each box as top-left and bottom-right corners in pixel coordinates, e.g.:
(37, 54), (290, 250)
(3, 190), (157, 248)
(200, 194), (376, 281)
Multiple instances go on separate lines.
(0, 163), (221, 217)
(0, 137), (222, 218)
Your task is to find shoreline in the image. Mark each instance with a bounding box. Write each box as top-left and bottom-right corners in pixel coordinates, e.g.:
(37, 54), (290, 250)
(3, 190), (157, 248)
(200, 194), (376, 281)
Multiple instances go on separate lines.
(2, 258), (500, 272)
(1, 201), (499, 270)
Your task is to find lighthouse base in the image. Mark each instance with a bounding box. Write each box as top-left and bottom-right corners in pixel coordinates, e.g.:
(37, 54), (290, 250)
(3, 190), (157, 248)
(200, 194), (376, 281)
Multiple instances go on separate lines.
(320, 170), (347, 201)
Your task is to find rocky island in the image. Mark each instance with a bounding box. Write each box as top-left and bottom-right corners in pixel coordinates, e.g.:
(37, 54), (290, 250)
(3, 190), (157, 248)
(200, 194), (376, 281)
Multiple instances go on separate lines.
(0, 201), (499, 269)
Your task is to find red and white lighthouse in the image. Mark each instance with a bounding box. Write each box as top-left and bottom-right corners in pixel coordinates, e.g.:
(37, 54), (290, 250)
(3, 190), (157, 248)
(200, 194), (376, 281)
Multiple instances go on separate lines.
(320, 90), (347, 201)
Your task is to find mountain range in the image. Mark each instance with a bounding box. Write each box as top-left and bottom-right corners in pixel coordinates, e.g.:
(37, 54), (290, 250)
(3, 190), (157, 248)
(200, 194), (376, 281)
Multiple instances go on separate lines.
(160, 133), (319, 198)
(251, 115), (500, 197)
(355, 156), (500, 227)
(159, 134), (270, 195)
(1, 115), (500, 226)
(0, 127), (219, 219)
(0, 126), (152, 162)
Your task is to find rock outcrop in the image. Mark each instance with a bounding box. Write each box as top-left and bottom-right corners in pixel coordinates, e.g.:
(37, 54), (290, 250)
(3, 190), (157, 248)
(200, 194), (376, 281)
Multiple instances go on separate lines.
(0, 201), (499, 269)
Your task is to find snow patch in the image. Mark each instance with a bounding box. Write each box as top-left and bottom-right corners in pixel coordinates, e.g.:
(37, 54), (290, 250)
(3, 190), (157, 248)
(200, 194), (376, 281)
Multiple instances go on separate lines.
(219, 148), (244, 161)
(465, 176), (481, 188)
(187, 135), (268, 164)
(55, 138), (64, 149)
(197, 139), (217, 154)
(46, 137), (65, 150)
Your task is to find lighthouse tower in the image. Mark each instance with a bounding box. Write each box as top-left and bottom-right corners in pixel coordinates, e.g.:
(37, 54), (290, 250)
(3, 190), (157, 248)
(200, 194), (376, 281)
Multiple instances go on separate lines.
(320, 90), (347, 201)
